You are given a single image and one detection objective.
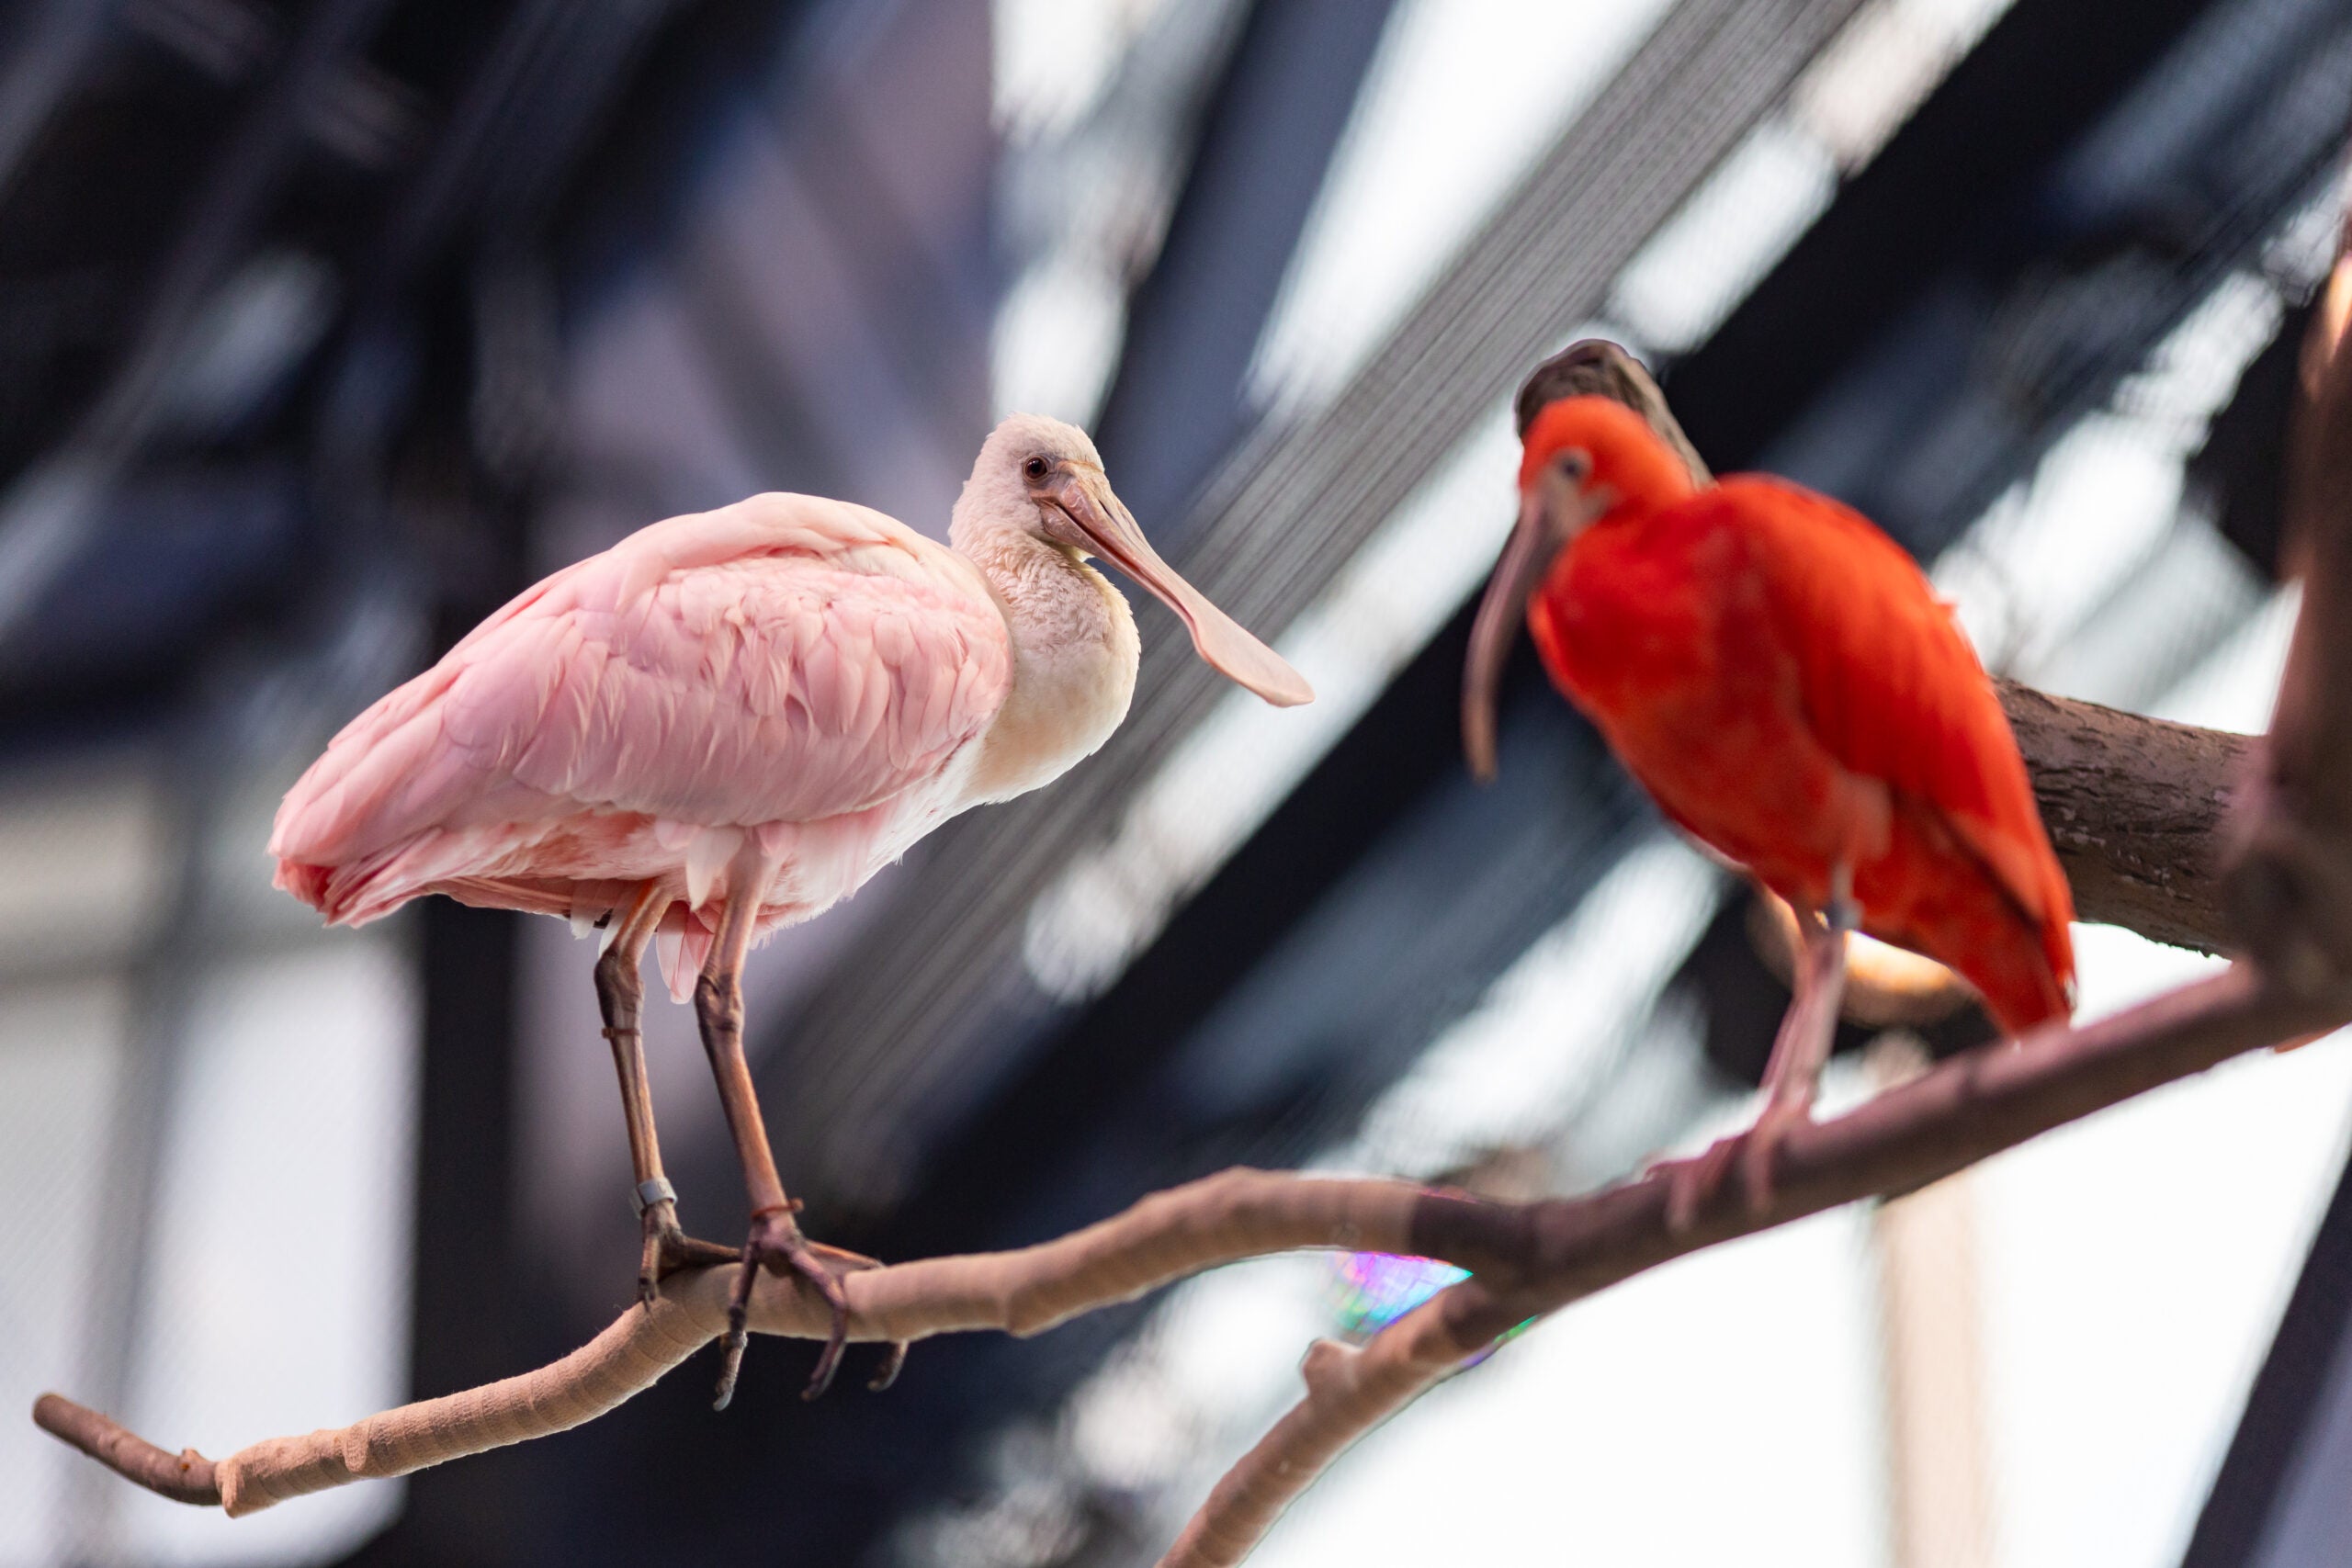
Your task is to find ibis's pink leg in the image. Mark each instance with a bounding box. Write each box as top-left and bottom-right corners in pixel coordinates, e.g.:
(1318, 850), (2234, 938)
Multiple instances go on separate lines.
(1661, 870), (1856, 1229)
(694, 851), (899, 1410)
(594, 884), (741, 1305)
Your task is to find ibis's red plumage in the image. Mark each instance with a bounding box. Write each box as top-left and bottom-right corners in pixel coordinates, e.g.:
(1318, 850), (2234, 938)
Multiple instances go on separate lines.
(1521, 399), (2074, 1033)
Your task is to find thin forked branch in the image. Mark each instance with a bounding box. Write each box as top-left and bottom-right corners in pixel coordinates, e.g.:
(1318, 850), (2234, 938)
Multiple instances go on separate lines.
(36, 964), (2347, 1539)
(38, 1172), (1436, 1515)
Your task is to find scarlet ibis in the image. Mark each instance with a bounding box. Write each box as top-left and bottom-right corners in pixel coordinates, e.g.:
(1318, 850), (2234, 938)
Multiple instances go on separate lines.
(272, 415), (1311, 1403)
(1463, 389), (2073, 1218)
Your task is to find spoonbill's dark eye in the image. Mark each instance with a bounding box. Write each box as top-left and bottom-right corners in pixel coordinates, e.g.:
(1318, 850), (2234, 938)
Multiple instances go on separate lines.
(1023, 456), (1051, 481)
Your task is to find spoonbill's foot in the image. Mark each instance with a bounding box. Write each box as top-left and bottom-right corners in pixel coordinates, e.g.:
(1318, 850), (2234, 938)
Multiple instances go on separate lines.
(711, 1206), (899, 1409)
(1654, 1095), (1814, 1233)
(866, 1336), (910, 1393)
(635, 1188), (741, 1308)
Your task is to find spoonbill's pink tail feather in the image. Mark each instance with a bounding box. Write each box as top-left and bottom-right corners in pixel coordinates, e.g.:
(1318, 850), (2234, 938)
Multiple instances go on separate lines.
(655, 905), (717, 1001)
(270, 833), (457, 928)
(275, 860), (335, 914)
(270, 852), (402, 926)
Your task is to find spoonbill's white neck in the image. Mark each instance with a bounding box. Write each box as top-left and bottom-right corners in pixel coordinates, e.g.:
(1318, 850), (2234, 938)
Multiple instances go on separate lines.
(955, 520), (1140, 806)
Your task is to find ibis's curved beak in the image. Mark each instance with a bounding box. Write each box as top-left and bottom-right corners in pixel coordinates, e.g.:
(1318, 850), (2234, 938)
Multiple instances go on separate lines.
(1462, 474), (1607, 780)
(1046, 467), (1313, 707)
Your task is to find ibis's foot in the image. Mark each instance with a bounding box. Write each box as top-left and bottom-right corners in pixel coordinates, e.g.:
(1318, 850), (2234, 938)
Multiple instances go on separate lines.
(1655, 1135), (1738, 1235)
(1653, 1096), (1814, 1232)
(1735, 1095), (1812, 1214)
(712, 1208), (888, 1410)
(636, 1199), (741, 1308)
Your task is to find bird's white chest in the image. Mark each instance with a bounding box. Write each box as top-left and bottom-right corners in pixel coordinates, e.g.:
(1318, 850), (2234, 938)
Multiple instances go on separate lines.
(964, 546), (1140, 804)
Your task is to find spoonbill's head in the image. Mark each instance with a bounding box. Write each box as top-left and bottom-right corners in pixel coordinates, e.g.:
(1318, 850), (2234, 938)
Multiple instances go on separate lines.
(960, 413), (1312, 708)
(1461, 395), (1697, 781)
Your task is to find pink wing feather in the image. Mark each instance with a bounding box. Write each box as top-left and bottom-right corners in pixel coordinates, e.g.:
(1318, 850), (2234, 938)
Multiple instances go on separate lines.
(271, 491), (1012, 923)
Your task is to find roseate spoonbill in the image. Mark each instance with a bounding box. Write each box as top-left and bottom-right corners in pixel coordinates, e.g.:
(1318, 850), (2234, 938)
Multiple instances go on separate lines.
(1462, 390), (2072, 1221)
(272, 415), (1311, 1404)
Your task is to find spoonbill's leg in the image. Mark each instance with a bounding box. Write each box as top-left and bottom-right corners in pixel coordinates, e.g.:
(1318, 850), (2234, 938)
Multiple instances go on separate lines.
(694, 849), (899, 1410)
(594, 883), (741, 1305)
(1661, 868), (1856, 1229)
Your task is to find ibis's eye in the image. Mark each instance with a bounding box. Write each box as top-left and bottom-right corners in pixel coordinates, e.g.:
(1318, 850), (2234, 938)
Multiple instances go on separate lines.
(1556, 449), (1591, 483)
(1023, 456), (1052, 481)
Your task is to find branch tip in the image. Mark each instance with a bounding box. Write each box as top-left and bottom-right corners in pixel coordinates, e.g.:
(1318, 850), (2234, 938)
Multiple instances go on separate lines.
(32, 1393), (219, 1506)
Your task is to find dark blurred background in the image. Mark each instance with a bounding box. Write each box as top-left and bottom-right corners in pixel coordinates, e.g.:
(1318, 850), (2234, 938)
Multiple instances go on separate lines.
(5, 0), (2352, 1564)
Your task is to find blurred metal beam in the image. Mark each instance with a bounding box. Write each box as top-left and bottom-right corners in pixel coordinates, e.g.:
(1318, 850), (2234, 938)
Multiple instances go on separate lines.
(0, 0), (116, 207)
(2193, 297), (2312, 581)
(0, 0), (397, 639)
(1684, 0), (2349, 543)
(54, 712), (232, 1559)
(1089, 0), (1402, 532)
(1671, 0), (2219, 476)
(2181, 1138), (2352, 1567)
(368, 0), (675, 292)
(358, 899), (532, 1567)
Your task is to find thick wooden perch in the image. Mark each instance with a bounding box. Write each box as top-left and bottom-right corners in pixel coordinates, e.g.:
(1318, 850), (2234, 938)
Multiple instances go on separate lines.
(1999, 680), (2249, 953)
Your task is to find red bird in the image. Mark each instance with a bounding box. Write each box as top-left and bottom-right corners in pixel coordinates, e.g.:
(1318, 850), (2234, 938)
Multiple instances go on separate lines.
(1463, 393), (2075, 1214)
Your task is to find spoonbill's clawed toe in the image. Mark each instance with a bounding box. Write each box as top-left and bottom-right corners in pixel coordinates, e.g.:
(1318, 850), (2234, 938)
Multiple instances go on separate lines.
(866, 1336), (910, 1393)
(711, 1208), (870, 1409)
(637, 1201), (740, 1308)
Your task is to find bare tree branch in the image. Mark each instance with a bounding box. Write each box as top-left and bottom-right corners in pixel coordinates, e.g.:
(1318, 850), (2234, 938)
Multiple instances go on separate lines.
(2231, 237), (2352, 987)
(35, 1174), (1437, 1516)
(1154, 966), (2343, 1565)
(34, 962), (2346, 1536)
(1998, 680), (2251, 953)
(1161, 1284), (1489, 1567)
(31, 1393), (217, 1505)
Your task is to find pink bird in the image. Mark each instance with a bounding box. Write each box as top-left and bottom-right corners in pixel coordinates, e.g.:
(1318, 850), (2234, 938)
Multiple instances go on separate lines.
(270, 415), (1311, 1404)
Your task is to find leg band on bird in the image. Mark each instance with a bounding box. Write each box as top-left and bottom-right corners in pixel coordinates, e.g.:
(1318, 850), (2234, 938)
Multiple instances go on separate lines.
(595, 884), (739, 1305)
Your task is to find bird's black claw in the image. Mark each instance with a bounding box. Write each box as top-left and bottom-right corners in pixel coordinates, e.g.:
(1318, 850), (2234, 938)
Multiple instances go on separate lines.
(867, 1340), (910, 1393)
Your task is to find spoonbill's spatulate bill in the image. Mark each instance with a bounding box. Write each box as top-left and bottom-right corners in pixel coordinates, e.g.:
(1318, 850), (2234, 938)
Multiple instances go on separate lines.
(272, 415), (1310, 1404)
(1464, 392), (2073, 1221)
